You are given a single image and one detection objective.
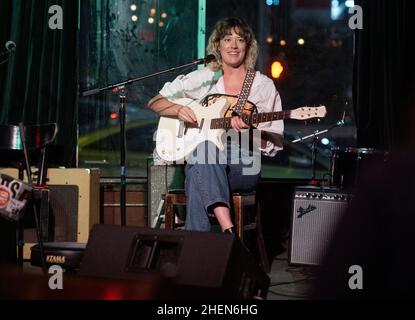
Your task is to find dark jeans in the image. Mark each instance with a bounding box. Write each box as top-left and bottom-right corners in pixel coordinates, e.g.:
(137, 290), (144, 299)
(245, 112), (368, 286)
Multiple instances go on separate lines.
(184, 141), (261, 231)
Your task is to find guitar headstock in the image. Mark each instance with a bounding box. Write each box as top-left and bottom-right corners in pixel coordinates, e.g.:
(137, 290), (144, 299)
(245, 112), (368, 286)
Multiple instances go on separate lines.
(290, 105), (327, 120)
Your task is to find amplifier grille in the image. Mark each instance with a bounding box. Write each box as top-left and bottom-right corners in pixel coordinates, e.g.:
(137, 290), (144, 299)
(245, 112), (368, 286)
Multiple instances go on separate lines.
(289, 187), (352, 266)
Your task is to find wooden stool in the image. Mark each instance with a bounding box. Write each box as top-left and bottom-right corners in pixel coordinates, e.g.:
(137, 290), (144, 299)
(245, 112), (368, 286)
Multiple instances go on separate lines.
(163, 189), (269, 272)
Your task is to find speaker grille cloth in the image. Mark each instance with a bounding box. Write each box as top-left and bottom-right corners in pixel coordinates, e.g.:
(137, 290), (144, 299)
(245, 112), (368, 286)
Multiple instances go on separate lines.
(290, 197), (348, 265)
(23, 185), (79, 242)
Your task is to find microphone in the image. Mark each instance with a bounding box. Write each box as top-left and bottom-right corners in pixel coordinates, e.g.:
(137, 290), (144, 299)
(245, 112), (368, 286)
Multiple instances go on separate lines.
(194, 54), (217, 65)
(5, 41), (16, 51)
(0, 41), (16, 58)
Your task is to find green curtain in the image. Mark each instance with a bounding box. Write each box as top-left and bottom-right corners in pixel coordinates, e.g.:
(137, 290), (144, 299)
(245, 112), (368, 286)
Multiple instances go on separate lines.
(0, 0), (78, 167)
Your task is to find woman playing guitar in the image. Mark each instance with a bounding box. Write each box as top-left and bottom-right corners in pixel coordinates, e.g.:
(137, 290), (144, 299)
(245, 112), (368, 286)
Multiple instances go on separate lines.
(148, 17), (284, 233)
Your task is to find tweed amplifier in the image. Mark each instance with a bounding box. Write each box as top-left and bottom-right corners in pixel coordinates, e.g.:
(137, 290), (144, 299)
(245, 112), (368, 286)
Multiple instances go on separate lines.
(289, 186), (353, 266)
(0, 167), (100, 259)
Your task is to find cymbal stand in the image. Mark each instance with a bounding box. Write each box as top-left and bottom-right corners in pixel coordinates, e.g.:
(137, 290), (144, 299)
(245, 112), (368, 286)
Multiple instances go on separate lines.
(290, 118), (345, 182)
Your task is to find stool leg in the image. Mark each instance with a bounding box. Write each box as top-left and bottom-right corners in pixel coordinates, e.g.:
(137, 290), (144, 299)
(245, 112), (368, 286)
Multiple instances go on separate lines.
(164, 195), (174, 230)
(154, 199), (165, 228)
(232, 195), (243, 240)
(256, 203), (270, 273)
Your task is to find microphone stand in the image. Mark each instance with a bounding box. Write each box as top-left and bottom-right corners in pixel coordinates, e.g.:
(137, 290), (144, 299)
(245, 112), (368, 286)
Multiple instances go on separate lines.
(0, 51), (14, 66)
(290, 118), (345, 183)
(82, 58), (211, 226)
(0, 42), (16, 66)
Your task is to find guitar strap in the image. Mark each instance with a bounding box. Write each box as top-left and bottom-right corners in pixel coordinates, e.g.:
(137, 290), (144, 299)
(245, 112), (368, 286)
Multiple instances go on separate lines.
(231, 68), (256, 116)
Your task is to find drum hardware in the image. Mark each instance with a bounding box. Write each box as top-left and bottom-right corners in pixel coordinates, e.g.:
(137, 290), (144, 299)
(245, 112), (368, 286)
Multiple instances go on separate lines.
(0, 123), (58, 271)
(289, 117), (346, 184)
(329, 147), (387, 190)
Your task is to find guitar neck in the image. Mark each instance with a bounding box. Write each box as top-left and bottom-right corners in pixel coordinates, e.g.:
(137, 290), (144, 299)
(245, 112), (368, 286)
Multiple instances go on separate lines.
(210, 110), (291, 129)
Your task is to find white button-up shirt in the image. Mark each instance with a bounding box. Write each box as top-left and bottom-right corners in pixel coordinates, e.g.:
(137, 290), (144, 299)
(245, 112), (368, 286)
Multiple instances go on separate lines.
(159, 67), (284, 156)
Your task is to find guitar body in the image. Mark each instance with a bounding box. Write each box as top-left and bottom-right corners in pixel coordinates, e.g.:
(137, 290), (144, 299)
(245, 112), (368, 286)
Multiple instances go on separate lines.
(155, 94), (327, 162)
(156, 97), (235, 162)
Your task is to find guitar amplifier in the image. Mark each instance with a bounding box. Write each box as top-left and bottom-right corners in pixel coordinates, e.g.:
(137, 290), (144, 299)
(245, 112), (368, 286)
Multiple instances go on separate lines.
(0, 168), (100, 259)
(289, 186), (353, 266)
(147, 156), (184, 228)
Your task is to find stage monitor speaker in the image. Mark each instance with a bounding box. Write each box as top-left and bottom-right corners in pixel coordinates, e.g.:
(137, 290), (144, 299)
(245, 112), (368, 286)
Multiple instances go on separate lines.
(147, 158), (184, 227)
(78, 224), (270, 299)
(289, 186), (353, 266)
(0, 168), (100, 259)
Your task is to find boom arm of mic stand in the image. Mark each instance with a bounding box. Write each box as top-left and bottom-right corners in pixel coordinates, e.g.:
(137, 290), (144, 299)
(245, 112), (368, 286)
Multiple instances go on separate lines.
(80, 59), (204, 226)
(291, 129), (330, 144)
(290, 119), (345, 144)
(287, 119), (345, 183)
(82, 60), (200, 97)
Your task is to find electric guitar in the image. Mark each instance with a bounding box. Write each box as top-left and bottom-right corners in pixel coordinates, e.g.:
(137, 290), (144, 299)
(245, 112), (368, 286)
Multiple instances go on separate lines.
(155, 95), (327, 162)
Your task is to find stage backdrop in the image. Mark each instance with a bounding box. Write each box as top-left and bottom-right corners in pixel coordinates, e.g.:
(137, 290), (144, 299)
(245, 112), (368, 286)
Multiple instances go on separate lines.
(0, 0), (78, 167)
(353, 0), (415, 150)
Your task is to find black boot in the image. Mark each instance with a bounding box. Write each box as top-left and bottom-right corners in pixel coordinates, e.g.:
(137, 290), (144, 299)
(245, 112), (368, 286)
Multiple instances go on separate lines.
(224, 226), (236, 234)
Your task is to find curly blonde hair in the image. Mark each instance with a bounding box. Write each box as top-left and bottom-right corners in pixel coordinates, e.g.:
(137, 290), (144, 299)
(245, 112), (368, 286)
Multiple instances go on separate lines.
(206, 17), (258, 71)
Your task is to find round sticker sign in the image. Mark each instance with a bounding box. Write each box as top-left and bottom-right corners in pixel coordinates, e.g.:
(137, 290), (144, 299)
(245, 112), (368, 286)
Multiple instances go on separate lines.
(0, 185), (11, 208)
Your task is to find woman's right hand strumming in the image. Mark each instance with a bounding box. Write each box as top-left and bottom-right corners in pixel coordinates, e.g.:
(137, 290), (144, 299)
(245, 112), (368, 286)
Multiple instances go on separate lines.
(148, 94), (197, 125)
(177, 105), (198, 125)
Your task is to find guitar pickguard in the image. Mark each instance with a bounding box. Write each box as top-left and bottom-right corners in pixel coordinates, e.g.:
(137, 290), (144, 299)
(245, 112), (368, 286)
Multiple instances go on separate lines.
(202, 94), (257, 118)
